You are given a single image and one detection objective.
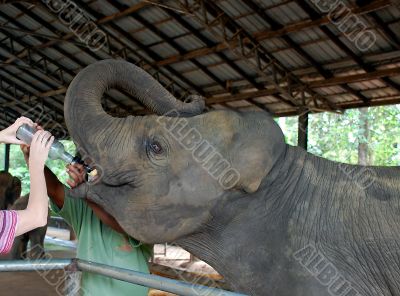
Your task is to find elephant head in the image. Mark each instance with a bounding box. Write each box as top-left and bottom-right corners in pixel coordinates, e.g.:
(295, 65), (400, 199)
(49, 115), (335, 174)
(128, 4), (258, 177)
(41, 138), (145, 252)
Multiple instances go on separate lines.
(0, 171), (21, 210)
(65, 59), (286, 243)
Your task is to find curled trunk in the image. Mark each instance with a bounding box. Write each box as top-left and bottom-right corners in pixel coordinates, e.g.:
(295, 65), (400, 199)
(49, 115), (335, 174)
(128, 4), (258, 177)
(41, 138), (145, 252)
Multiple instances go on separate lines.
(64, 59), (204, 158)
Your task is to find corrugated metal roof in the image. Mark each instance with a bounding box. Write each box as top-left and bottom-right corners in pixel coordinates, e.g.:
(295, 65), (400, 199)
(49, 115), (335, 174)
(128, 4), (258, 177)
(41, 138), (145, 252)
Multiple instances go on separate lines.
(0, 0), (397, 129)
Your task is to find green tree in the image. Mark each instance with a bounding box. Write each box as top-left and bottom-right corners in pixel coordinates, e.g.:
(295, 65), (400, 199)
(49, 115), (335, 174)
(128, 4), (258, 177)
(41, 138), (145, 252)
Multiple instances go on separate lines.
(276, 104), (400, 166)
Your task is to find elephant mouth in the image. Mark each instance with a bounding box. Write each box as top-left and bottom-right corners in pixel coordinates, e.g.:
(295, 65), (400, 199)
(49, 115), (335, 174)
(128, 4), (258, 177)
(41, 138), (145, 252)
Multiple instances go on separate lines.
(100, 169), (138, 188)
(87, 168), (100, 184)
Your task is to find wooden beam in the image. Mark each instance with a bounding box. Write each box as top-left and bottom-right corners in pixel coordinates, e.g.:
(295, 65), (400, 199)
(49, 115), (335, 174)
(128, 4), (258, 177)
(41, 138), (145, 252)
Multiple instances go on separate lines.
(243, 0), (370, 104)
(73, 0), (204, 95)
(149, 0), (391, 67)
(254, 0), (391, 40)
(270, 94), (400, 117)
(1, 1), (149, 65)
(3, 6), (148, 110)
(97, 2), (148, 25)
(206, 66), (400, 103)
(164, 9), (273, 112)
(309, 67), (400, 88)
(0, 87), (67, 108)
(295, 0), (400, 94)
(355, 0), (400, 49)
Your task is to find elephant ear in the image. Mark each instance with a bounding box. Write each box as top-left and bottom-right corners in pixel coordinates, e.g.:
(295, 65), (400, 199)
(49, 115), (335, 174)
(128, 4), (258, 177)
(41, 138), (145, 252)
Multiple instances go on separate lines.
(229, 115), (286, 194)
(234, 145), (273, 193)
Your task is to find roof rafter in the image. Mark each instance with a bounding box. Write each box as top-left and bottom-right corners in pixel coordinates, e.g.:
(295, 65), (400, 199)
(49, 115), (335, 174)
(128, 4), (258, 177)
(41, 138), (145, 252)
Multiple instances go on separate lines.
(12, 3), (150, 110)
(177, 0), (338, 113)
(355, 0), (400, 49)
(72, 0), (205, 97)
(294, 0), (400, 95)
(242, 0), (370, 105)
(158, 8), (274, 112)
(206, 66), (400, 104)
(2, 1), (192, 105)
(147, 0), (391, 68)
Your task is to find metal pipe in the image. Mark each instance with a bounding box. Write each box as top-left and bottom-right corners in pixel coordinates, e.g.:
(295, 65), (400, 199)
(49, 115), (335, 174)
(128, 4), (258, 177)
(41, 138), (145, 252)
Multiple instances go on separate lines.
(0, 259), (248, 296)
(77, 259), (247, 296)
(45, 236), (77, 249)
(0, 259), (72, 272)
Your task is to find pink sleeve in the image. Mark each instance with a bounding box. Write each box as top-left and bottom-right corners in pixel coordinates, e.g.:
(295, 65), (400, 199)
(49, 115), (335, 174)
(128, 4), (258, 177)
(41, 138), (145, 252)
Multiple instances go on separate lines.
(0, 210), (18, 254)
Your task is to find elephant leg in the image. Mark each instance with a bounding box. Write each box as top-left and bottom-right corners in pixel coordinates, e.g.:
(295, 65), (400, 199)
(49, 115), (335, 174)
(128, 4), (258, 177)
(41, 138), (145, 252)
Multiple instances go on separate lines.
(11, 235), (28, 260)
(29, 227), (46, 259)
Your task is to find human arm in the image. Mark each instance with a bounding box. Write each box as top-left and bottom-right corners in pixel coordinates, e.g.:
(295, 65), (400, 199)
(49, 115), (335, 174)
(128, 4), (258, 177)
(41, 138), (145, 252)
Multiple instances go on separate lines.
(21, 144), (65, 209)
(67, 164), (126, 234)
(21, 144), (125, 234)
(15, 130), (54, 236)
(0, 116), (34, 145)
(87, 200), (125, 233)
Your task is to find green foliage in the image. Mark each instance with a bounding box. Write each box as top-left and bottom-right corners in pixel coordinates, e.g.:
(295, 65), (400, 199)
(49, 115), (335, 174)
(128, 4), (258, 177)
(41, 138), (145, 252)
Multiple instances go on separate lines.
(275, 116), (298, 146)
(275, 104), (400, 166)
(0, 141), (76, 196)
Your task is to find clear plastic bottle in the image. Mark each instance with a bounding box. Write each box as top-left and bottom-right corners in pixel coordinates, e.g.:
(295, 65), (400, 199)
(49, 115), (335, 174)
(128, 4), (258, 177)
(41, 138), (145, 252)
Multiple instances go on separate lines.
(16, 124), (95, 175)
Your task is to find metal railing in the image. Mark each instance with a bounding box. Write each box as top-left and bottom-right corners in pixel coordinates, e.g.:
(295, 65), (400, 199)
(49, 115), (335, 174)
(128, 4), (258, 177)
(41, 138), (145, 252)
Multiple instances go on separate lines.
(0, 259), (248, 296)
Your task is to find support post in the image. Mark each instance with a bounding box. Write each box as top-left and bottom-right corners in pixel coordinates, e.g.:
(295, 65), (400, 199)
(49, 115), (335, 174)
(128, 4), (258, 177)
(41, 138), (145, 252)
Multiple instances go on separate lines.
(298, 112), (309, 150)
(4, 144), (10, 172)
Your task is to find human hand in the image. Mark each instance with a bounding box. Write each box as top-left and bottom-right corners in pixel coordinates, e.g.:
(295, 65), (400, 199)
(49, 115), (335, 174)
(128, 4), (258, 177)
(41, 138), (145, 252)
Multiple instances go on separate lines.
(28, 130), (54, 171)
(20, 125), (44, 166)
(0, 117), (34, 145)
(66, 163), (86, 188)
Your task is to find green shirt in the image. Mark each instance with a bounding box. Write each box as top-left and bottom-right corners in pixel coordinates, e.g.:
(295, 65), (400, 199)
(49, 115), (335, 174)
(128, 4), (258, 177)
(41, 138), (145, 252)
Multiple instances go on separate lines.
(51, 188), (151, 296)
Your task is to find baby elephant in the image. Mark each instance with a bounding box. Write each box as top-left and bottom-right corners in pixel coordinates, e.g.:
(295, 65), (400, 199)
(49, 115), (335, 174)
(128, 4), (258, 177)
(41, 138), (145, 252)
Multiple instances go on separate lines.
(0, 171), (49, 259)
(8, 194), (49, 259)
(0, 171), (21, 210)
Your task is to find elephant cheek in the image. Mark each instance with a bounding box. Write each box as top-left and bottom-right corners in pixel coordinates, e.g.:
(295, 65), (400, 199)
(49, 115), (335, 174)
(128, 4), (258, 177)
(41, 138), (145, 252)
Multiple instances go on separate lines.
(121, 204), (208, 243)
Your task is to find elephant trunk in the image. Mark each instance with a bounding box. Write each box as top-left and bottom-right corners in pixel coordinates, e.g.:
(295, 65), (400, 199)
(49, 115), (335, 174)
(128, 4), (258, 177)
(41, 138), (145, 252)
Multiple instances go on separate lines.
(64, 59), (205, 160)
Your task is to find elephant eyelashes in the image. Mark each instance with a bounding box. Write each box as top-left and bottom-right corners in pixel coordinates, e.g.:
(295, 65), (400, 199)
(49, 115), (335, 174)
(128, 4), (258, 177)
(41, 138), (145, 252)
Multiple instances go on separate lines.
(149, 141), (163, 154)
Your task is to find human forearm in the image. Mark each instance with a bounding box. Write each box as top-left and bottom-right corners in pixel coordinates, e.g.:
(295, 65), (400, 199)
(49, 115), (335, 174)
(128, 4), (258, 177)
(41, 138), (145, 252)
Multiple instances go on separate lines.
(44, 166), (65, 209)
(86, 200), (125, 233)
(29, 166), (48, 220)
(15, 167), (48, 236)
(22, 143), (64, 209)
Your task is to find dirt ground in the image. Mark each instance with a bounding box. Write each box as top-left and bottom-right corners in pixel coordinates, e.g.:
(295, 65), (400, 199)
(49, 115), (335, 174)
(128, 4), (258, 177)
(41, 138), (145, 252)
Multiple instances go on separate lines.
(0, 249), (74, 296)
(0, 270), (64, 296)
(0, 271), (176, 296)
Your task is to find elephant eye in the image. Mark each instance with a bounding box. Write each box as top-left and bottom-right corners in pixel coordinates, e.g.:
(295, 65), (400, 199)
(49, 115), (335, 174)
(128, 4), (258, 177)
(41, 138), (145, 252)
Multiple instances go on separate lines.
(150, 141), (163, 154)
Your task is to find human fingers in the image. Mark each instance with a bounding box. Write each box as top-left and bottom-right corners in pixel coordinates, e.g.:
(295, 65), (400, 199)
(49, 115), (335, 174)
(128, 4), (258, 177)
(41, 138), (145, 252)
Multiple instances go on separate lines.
(37, 131), (50, 145)
(16, 117), (34, 126)
(67, 167), (85, 184)
(45, 136), (54, 150)
(31, 130), (44, 145)
(40, 132), (52, 146)
(70, 163), (84, 174)
(66, 179), (76, 188)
